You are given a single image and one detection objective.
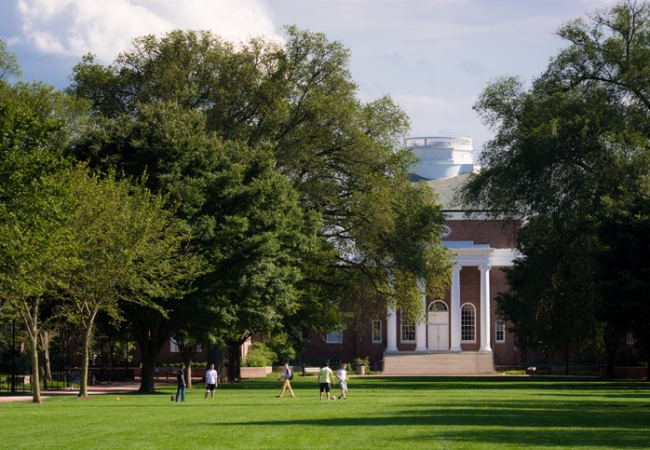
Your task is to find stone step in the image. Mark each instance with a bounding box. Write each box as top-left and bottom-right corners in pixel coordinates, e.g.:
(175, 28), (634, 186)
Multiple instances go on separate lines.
(383, 352), (495, 375)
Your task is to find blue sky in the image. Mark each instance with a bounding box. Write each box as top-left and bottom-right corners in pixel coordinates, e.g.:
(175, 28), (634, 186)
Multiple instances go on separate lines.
(0, 0), (618, 151)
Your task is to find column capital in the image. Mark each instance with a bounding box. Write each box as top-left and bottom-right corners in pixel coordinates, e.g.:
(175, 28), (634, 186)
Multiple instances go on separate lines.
(453, 263), (463, 271)
(478, 264), (492, 272)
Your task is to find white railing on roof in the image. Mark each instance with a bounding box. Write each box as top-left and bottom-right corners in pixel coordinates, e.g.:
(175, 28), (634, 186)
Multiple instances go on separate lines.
(405, 136), (472, 148)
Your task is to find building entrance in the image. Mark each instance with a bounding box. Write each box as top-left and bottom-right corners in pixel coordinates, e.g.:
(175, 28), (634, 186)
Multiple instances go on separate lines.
(427, 301), (449, 351)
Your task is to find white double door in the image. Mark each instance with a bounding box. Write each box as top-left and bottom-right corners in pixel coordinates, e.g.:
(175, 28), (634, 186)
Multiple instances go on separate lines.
(427, 311), (449, 351)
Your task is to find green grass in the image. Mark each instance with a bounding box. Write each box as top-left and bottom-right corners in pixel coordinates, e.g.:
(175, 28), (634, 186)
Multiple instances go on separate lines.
(2, 376), (650, 449)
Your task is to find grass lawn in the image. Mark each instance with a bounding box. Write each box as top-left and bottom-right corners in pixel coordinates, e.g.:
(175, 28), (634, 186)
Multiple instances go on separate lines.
(2, 375), (650, 449)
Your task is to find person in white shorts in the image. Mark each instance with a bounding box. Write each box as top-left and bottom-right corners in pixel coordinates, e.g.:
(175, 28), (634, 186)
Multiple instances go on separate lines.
(336, 363), (348, 399)
(204, 364), (218, 400)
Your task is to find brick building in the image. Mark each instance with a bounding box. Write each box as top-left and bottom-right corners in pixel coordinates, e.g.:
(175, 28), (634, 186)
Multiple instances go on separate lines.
(302, 136), (521, 374)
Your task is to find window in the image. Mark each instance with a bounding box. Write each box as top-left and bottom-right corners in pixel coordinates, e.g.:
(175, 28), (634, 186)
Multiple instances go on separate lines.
(170, 339), (201, 353)
(401, 316), (416, 342)
(495, 321), (505, 343)
(371, 320), (382, 343)
(428, 301), (449, 312)
(326, 330), (343, 344)
(461, 304), (476, 342)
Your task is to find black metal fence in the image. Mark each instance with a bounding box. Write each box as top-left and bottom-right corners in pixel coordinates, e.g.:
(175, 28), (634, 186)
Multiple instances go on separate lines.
(0, 371), (80, 394)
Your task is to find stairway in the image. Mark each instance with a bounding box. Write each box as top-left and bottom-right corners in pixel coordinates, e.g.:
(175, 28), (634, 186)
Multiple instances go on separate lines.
(382, 352), (495, 375)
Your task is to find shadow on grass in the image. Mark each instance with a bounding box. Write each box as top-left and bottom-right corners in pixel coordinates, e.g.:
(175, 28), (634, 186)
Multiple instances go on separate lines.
(297, 376), (650, 393)
(202, 400), (650, 448)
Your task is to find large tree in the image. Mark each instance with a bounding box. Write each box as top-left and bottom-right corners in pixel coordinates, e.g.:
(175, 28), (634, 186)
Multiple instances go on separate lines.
(54, 166), (191, 398)
(461, 1), (650, 371)
(68, 27), (453, 326)
(0, 54), (80, 403)
(70, 100), (318, 384)
(594, 176), (650, 378)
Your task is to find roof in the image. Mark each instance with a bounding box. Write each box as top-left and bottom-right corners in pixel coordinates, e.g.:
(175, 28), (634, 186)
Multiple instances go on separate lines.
(421, 173), (470, 211)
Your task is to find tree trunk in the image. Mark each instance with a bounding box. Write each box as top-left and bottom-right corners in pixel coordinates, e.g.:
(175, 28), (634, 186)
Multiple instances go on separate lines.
(100, 338), (106, 382)
(78, 324), (94, 398)
(565, 346), (570, 376)
(604, 331), (622, 378)
(226, 338), (243, 382)
(39, 330), (52, 381)
(127, 306), (173, 393)
(183, 354), (193, 389)
(178, 343), (196, 389)
(109, 340), (115, 381)
(139, 350), (157, 391)
(19, 298), (42, 403)
(28, 334), (42, 403)
(209, 343), (227, 384)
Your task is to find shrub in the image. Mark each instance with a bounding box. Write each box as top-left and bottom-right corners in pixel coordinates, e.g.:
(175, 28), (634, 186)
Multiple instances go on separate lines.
(266, 333), (297, 364)
(243, 343), (276, 367)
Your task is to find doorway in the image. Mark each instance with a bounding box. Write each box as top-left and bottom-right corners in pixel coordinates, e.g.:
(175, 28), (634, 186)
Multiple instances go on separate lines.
(427, 301), (449, 351)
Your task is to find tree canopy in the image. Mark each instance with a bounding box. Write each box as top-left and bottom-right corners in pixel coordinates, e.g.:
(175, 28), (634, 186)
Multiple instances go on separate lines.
(67, 27), (452, 381)
(68, 27), (452, 318)
(461, 0), (650, 372)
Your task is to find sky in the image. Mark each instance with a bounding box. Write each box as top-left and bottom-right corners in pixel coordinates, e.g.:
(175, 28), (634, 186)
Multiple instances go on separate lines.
(0, 0), (620, 151)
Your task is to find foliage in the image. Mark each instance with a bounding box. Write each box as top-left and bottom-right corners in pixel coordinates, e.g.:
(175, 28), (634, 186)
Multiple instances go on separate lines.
(304, 356), (327, 367)
(0, 349), (31, 374)
(243, 342), (276, 367)
(461, 1), (650, 371)
(353, 357), (370, 368)
(0, 72), (82, 402)
(265, 333), (297, 364)
(67, 26), (453, 326)
(594, 176), (650, 357)
(53, 165), (193, 397)
(69, 98), (317, 382)
(0, 39), (21, 81)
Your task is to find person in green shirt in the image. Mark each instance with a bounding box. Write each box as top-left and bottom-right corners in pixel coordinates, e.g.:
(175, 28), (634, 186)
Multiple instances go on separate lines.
(318, 362), (335, 400)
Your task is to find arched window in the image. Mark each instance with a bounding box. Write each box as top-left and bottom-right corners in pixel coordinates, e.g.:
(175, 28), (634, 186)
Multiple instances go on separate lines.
(428, 301), (449, 312)
(461, 304), (476, 342)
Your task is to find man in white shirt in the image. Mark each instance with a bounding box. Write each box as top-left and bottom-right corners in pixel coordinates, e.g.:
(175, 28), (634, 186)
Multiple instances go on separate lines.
(204, 364), (218, 400)
(336, 363), (348, 399)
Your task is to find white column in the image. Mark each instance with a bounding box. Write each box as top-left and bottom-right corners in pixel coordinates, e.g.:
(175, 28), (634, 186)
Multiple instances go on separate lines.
(415, 279), (427, 353)
(386, 307), (398, 353)
(450, 264), (462, 353)
(479, 264), (492, 353)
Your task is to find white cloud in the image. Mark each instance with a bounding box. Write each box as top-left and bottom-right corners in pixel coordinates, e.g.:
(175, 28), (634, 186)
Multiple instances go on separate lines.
(17, 0), (280, 63)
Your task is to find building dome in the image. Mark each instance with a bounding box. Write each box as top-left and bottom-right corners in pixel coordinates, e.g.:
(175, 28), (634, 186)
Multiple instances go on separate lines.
(405, 136), (475, 180)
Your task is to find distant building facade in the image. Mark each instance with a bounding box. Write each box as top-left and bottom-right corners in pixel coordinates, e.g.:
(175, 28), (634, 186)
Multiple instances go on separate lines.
(303, 136), (522, 374)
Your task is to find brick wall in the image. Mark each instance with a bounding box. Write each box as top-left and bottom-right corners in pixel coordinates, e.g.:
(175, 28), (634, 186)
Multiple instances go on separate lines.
(443, 219), (519, 249)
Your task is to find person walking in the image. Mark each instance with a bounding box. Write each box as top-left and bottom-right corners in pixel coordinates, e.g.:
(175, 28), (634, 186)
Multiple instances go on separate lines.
(204, 364), (218, 400)
(155, 363), (160, 380)
(165, 363), (170, 382)
(318, 362), (335, 400)
(175, 364), (186, 402)
(336, 363), (348, 399)
(276, 363), (295, 398)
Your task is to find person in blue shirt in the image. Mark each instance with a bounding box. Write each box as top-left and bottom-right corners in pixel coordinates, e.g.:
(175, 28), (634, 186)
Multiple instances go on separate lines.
(175, 364), (186, 402)
(276, 363), (295, 398)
